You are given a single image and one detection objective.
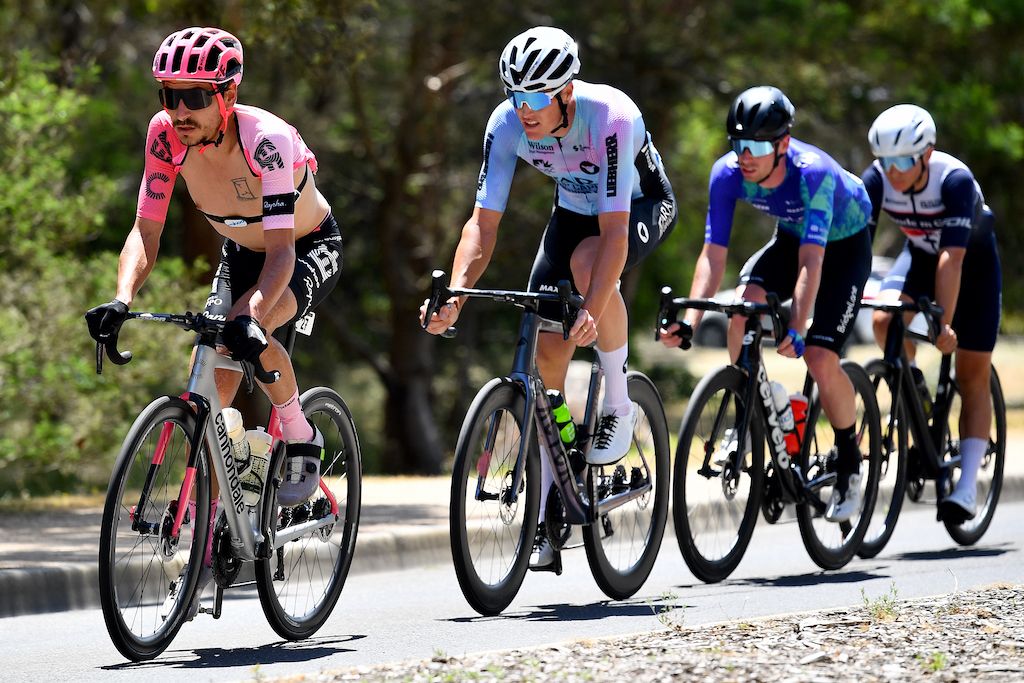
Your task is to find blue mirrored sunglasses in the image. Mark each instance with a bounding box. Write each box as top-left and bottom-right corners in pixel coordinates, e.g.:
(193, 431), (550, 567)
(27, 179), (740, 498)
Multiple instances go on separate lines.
(730, 138), (776, 157)
(879, 155), (921, 172)
(504, 88), (556, 111)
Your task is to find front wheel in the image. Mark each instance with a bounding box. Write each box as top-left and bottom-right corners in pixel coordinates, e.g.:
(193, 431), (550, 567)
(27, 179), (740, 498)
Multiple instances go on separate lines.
(583, 372), (671, 600)
(450, 379), (540, 616)
(99, 396), (211, 662)
(857, 359), (908, 559)
(673, 365), (765, 583)
(256, 387), (362, 640)
(796, 360), (881, 570)
(944, 367), (1006, 545)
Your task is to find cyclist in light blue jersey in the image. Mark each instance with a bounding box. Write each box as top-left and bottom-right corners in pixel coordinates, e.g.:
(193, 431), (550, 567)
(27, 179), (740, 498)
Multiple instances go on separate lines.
(660, 86), (873, 523)
(422, 26), (677, 569)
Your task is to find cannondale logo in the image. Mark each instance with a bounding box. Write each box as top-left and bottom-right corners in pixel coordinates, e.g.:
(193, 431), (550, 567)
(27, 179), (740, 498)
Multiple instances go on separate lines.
(145, 172), (170, 200)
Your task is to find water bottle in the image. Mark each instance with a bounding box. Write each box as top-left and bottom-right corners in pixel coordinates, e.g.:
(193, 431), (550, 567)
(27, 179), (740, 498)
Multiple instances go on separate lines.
(546, 389), (576, 450)
(788, 392), (808, 455)
(770, 381), (795, 432)
(910, 366), (932, 416)
(241, 427), (273, 507)
(222, 407), (251, 474)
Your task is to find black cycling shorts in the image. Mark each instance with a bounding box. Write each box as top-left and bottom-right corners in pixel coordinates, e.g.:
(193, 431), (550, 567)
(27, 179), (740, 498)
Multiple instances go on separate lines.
(203, 213), (343, 326)
(527, 192), (677, 319)
(740, 227), (872, 354)
(880, 222), (1001, 352)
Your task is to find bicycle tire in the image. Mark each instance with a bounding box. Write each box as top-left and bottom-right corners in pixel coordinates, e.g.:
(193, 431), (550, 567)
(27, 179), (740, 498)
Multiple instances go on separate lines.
(944, 367), (1006, 545)
(796, 360), (881, 570)
(99, 395), (211, 661)
(583, 372), (671, 599)
(256, 387), (362, 640)
(857, 359), (909, 559)
(450, 378), (540, 616)
(673, 365), (765, 584)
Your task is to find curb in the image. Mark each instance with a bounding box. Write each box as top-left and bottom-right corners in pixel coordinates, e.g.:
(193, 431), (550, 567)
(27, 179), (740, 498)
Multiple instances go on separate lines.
(2, 477), (1022, 620)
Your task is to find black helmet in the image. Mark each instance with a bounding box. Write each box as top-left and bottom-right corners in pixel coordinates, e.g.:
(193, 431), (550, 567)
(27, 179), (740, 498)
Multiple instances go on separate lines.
(727, 86), (795, 141)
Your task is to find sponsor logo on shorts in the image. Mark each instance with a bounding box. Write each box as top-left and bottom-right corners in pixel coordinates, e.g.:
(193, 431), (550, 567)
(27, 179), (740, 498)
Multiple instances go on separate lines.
(836, 285), (858, 334)
(637, 221), (650, 243)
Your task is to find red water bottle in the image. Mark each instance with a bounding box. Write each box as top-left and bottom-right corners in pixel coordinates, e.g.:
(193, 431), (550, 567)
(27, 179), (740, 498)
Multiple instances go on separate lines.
(786, 393), (808, 455)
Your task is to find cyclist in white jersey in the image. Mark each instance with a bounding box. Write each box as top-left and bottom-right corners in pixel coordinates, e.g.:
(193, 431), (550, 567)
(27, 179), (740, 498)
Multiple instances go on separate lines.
(421, 26), (677, 569)
(863, 104), (1002, 520)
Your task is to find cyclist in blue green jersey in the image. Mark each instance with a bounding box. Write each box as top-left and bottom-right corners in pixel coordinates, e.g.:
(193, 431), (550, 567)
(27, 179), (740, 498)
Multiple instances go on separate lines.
(660, 86), (873, 523)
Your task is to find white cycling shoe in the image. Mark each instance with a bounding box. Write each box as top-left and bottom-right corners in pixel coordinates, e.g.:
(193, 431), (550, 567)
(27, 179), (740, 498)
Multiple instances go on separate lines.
(716, 427), (751, 465)
(825, 469), (862, 523)
(529, 534), (555, 570)
(940, 484), (977, 522)
(160, 564), (213, 622)
(585, 405), (636, 466)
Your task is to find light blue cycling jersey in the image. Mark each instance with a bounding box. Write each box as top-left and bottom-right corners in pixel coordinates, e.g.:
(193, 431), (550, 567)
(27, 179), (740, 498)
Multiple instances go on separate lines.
(475, 80), (669, 216)
(705, 138), (872, 247)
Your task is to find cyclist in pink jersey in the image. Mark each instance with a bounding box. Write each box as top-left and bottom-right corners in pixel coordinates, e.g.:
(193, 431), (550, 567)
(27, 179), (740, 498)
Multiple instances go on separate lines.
(86, 27), (341, 617)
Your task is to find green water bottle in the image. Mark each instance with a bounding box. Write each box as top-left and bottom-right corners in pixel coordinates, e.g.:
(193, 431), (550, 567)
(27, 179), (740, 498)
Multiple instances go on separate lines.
(546, 389), (576, 449)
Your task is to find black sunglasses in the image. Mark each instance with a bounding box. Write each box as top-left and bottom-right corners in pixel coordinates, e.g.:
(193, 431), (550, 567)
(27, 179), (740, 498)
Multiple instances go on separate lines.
(158, 86), (217, 111)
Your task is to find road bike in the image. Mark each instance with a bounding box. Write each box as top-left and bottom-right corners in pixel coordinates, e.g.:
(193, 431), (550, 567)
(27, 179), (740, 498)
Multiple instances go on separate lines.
(658, 289), (881, 582)
(95, 311), (361, 661)
(424, 271), (670, 616)
(857, 298), (1005, 558)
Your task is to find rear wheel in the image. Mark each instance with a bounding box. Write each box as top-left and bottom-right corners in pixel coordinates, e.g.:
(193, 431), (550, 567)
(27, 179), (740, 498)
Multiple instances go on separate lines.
(944, 367), (1005, 545)
(796, 361), (881, 570)
(256, 387), (361, 640)
(673, 366), (765, 583)
(584, 373), (670, 599)
(450, 379), (540, 615)
(857, 359), (908, 559)
(99, 396), (211, 662)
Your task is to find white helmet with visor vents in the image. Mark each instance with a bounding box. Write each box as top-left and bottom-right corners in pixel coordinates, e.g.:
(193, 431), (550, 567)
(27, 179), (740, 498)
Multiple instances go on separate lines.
(868, 104), (936, 157)
(499, 26), (580, 95)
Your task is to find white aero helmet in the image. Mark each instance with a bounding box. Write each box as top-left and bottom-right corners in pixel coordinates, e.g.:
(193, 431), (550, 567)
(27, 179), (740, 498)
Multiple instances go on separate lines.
(868, 104), (937, 157)
(499, 26), (580, 93)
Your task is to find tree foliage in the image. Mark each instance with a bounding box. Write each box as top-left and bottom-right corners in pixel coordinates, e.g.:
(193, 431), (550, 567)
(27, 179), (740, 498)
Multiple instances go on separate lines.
(0, 1), (1020, 489)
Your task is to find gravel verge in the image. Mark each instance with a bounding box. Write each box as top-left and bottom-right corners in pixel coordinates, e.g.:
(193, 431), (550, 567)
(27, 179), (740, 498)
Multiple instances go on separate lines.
(273, 583), (1024, 682)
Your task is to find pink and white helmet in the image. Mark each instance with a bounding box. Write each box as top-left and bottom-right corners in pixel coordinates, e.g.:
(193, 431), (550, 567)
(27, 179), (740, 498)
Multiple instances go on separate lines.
(152, 27), (243, 86)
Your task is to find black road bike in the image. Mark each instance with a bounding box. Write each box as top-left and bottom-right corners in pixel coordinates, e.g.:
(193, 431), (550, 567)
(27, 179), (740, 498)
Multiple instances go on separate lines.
(857, 298), (1005, 559)
(424, 271), (670, 616)
(658, 289), (881, 582)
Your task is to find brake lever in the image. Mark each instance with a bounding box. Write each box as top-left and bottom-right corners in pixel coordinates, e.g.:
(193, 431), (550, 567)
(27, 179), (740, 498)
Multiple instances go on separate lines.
(557, 279), (578, 341)
(423, 269), (458, 338)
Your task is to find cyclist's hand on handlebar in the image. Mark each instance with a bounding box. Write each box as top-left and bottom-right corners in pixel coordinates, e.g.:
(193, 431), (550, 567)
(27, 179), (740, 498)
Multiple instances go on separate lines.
(568, 308), (599, 347)
(658, 321), (693, 350)
(85, 299), (129, 343)
(223, 315), (269, 362)
(420, 297), (460, 335)
(777, 328), (805, 358)
(935, 323), (958, 354)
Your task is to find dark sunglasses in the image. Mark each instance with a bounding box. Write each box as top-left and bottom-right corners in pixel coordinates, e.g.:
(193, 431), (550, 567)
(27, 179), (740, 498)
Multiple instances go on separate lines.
(158, 86), (217, 111)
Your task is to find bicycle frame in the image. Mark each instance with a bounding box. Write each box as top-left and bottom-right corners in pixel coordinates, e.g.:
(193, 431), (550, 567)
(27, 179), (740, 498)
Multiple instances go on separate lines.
(428, 274), (654, 528)
(128, 318), (340, 565)
(873, 301), (958, 483)
(658, 291), (832, 513)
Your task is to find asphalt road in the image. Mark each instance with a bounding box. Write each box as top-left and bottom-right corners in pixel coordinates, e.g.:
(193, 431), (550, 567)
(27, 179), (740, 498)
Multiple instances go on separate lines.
(3, 501), (1021, 682)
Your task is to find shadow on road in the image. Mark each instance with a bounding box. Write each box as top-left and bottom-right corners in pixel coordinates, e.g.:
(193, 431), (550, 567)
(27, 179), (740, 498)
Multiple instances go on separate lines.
(888, 543), (1013, 562)
(444, 595), (671, 624)
(99, 634), (366, 671)
(716, 568), (889, 588)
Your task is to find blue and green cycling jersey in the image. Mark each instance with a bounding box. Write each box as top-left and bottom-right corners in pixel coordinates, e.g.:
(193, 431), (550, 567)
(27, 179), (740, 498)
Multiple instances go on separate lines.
(705, 138), (872, 247)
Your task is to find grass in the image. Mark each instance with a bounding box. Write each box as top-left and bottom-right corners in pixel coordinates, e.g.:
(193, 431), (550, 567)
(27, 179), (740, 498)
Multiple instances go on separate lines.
(862, 583), (901, 621)
(919, 651), (949, 672)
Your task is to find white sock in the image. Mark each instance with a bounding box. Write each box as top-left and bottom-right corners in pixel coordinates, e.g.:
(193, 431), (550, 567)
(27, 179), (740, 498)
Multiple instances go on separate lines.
(957, 437), (986, 492)
(598, 343), (631, 417)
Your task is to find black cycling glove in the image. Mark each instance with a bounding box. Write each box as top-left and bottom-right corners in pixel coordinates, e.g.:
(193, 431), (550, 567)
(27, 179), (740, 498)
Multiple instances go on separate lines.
(85, 300), (129, 343)
(222, 315), (269, 362)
